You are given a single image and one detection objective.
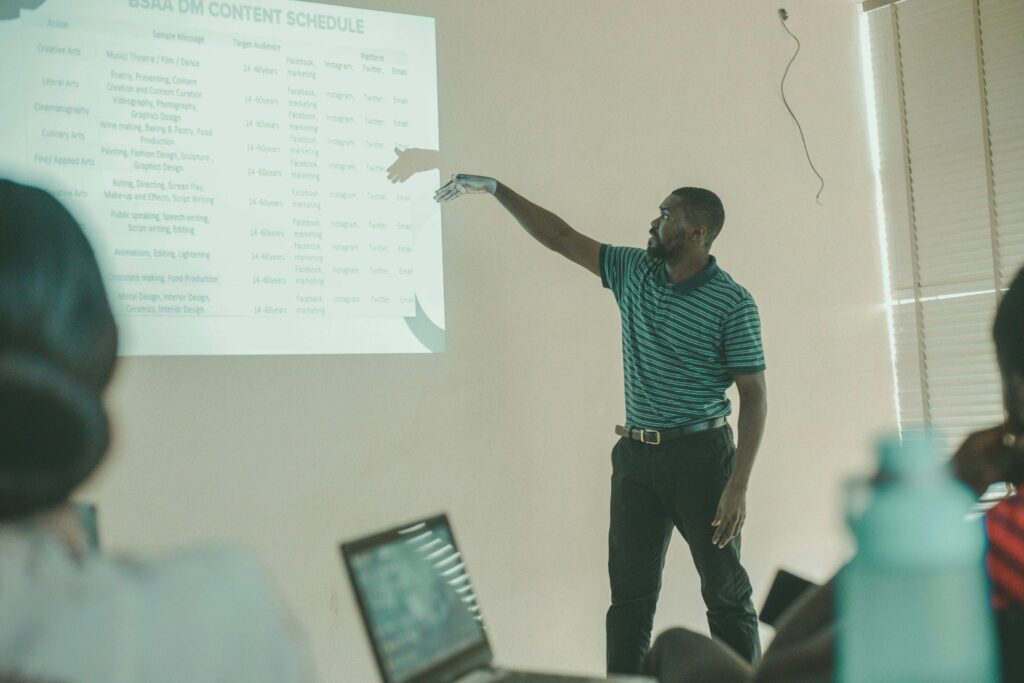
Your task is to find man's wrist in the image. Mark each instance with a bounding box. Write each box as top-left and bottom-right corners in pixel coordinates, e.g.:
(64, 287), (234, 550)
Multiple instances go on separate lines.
(726, 477), (749, 493)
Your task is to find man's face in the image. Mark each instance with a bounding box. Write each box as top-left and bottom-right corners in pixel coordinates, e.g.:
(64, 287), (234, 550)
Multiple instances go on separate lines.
(647, 194), (705, 261)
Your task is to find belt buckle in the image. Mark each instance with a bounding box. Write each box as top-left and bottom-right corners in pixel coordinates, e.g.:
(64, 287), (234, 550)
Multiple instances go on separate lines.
(641, 429), (661, 445)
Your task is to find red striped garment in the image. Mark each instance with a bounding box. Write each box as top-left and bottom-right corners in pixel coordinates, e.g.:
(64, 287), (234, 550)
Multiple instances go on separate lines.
(986, 494), (1024, 610)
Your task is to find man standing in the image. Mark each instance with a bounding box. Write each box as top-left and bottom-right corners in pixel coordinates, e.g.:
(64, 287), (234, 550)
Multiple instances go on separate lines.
(435, 174), (767, 675)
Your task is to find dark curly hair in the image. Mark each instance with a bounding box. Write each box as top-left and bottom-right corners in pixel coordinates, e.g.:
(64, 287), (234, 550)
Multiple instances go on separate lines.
(670, 187), (725, 246)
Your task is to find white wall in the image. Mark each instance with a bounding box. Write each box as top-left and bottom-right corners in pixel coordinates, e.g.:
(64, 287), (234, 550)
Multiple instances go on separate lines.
(83, 1), (895, 680)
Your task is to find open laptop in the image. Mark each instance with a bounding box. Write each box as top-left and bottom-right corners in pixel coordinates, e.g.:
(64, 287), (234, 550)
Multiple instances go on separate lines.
(340, 514), (654, 683)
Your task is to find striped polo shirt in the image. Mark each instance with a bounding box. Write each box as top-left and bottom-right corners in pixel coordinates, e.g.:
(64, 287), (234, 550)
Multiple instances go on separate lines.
(601, 245), (765, 429)
(986, 494), (1024, 610)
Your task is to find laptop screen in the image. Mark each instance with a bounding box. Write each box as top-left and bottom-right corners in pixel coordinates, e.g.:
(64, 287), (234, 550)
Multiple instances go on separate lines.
(343, 516), (489, 683)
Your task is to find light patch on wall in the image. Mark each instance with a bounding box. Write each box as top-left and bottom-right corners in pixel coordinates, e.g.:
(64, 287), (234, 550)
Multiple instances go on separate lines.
(859, 13), (902, 432)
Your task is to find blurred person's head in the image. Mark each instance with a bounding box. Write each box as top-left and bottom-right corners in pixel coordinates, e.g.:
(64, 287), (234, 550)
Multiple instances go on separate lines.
(0, 179), (117, 521)
(994, 268), (1024, 433)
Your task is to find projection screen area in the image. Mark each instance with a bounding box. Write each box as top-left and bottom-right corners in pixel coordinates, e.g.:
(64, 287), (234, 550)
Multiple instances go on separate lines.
(0, 0), (444, 355)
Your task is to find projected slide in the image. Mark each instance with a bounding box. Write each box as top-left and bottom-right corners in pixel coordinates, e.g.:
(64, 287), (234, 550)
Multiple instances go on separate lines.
(0, 0), (444, 355)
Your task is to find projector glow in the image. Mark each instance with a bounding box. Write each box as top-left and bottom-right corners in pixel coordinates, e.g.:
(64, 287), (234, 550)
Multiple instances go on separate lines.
(0, 0), (445, 355)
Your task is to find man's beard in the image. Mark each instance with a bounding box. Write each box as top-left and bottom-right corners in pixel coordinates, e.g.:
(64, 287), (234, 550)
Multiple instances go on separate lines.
(647, 234), (668, 259)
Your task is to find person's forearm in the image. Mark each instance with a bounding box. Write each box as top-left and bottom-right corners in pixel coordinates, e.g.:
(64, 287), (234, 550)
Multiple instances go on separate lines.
(768, 576), (836, 651)
(492, 182), (578, 254)
(757, 577), (836, 683)
(754, 625), (834, 683)
(730, 387), (766, 489)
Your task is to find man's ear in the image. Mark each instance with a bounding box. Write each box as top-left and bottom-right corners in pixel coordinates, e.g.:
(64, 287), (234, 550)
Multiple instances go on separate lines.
(693, 225), (709, 244)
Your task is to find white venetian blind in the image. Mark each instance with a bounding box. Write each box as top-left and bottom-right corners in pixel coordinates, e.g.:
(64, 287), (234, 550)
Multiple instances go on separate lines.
(864, 0), (1024, 449)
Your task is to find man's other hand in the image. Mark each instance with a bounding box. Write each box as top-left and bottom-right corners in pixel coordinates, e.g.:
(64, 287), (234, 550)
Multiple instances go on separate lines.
(952, 424), (1024, 496)
(712, 483), (747, 549)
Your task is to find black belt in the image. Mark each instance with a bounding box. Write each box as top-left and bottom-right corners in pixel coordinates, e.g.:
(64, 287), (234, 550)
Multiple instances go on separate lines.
(615, 416), (727, 445)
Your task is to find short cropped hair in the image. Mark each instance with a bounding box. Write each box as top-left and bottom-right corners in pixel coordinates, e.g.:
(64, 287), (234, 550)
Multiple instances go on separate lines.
(994, 266), (1024, 379)
(671, 187), (725, 245)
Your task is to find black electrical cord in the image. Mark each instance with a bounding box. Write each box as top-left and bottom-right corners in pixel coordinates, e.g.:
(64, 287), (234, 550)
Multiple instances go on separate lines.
(779, 9), (825, 205)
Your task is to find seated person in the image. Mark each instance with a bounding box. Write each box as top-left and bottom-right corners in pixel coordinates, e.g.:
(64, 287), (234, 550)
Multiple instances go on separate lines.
(643, 265), (1024, 683)
(0, 180), (313, 683)
(643, 577), (834, 683)
(952, 267), (1024, 682)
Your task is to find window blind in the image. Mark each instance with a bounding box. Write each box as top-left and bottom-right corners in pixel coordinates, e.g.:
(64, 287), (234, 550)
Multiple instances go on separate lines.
(864, 0), (1024, 451)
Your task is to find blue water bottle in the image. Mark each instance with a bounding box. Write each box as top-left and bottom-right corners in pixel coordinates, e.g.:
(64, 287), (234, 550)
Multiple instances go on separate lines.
(837, 431), (999, 683)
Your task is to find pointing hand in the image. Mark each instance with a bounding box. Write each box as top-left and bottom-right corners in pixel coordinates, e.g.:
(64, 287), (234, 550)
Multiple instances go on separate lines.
(434, 174), (497, 202)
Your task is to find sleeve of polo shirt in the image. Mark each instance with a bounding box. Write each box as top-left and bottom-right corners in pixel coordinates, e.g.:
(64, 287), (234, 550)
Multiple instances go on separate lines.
(723, 296), (766, 375)
(600, 245), (645, 296)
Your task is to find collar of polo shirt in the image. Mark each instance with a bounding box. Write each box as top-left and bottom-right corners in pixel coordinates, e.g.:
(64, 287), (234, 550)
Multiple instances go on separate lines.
(654, 255), (721, 294)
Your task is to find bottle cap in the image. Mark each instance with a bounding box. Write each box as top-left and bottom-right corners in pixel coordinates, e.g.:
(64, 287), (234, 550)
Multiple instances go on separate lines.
(877, 429), (942, 477)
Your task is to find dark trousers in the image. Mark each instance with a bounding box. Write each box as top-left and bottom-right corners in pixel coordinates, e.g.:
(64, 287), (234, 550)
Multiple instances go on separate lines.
(606, 425), (761, 675)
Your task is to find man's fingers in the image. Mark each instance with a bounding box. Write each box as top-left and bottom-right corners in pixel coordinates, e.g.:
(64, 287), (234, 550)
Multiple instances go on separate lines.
(433, 181), (459, 202)
(712, 513), (728, 546)
(717, 531), (732, 549)
(712, 509), (729, 548)
(728, 518), (743, 545)
(437, 180), (468, 202)
(712, 514), (743, 548)
(436, 175), (497, 200)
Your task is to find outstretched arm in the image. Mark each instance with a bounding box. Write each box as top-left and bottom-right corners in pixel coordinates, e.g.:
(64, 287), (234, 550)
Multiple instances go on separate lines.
(435, 174), (602, 277)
